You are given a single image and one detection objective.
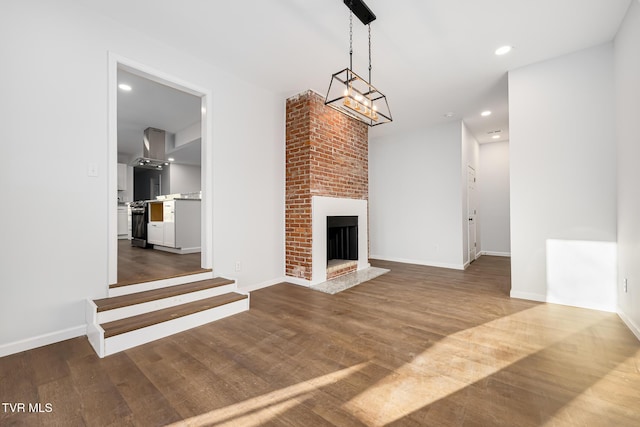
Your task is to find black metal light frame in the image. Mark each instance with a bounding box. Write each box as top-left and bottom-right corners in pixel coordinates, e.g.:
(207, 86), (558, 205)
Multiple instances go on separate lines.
(325, 68), (392, 126)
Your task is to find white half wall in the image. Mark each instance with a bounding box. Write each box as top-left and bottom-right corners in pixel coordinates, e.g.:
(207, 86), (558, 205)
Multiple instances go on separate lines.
(479, 141), (511, 256)
(615, 0), (640, 339)
(509, 44), (617, 310)
(0, 0), (284, 354)
(369, 121), (465, 269)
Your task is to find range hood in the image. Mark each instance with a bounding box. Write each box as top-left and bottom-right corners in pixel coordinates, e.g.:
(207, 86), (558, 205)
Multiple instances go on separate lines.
(131, 127), (169, 170)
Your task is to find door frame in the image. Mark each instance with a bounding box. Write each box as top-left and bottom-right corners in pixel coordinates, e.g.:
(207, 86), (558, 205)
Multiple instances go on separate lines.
(107, 52), (213, 285)
(467, 165), (477, 263)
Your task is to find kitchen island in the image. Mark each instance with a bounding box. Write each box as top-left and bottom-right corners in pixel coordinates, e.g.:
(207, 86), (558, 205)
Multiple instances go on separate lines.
(147, 199), (201, 254)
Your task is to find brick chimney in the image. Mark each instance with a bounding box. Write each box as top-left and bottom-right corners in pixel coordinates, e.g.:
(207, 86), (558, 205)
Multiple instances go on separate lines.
(285, 90), (369, 284)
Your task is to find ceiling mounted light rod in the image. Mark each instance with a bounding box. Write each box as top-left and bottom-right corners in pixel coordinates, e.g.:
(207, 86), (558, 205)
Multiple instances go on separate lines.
(325, 0), (392, 127)
(344, 0), (376, 25)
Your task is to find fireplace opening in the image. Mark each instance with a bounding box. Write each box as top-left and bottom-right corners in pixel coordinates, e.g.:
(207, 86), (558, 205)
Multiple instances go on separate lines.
(327, 216), (358, 265)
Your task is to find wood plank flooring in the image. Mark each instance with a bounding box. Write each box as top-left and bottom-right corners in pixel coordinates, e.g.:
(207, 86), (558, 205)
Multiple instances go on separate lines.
(2, 256), (639, 426)
(116, 239), (210, 287)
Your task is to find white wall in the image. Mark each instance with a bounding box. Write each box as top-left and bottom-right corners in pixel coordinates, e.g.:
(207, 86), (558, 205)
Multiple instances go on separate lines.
(174, 122), (201, 149)
(509, 44), (617, 312)
(615, 0), (640, 339)
(478, 141), (511, 256)
(369, 121), (465, 269)
(0, 0), (284, 354)
(461, 122), (480, 265)
(170, 164), (201, 195)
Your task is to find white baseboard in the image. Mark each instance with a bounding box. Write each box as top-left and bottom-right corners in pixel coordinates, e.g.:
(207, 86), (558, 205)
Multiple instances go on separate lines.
(618, 309), (640, 342)
(369, 255), (465, 271)
(510, 290), (547, 302)
(480, 251), (511, 257)
(511, 291), (617, 313)
(152, 245), (200, 254)
(283, 276), (312, 287)
(238, 277), (288, 292)
(0, 325), (87, 358)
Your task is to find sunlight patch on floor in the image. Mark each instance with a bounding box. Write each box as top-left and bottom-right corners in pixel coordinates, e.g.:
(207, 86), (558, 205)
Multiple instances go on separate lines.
(542, 349), (640, 426)
(342, 304), (606, 426)
(166, 362), (369, 427)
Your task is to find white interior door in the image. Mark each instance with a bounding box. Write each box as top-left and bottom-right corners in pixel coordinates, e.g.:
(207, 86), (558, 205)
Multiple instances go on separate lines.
(468, 165), (477, 262)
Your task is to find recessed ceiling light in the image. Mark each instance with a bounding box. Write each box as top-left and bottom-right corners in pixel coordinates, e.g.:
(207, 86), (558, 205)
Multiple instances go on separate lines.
(495, 45), (513, 56)
(492, 135), (500, 139)
(167, 157), (175, 162)
(118, 83), (132, 91)
(444, 112), (455, 118)
(481, 110), (492, 117)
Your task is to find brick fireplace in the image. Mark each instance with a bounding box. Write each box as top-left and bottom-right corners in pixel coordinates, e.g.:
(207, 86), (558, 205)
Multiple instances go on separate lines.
(285, 90), (369, 285)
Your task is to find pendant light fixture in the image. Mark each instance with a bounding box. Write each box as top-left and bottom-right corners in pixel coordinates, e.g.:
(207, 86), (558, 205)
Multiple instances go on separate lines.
(325, 0), (392, 126)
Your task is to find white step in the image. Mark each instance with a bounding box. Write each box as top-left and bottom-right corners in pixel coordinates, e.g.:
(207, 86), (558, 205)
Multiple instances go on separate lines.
(94, 278), (237, 323)
(86, 277), (249, 358)
(108, 270), (215, 297)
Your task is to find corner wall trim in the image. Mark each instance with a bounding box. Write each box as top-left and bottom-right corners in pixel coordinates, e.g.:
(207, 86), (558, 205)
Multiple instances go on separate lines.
(0, 325), (87, 358)
(618, 309), (640, 342)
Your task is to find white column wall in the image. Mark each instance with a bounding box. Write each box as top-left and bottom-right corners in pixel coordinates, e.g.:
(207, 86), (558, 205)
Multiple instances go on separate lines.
(478, 141), (511, 256)
(0, 0), (284, 354)
(369, 121), (465, 269)
(615, 0), (640, 339)
(509, 44), (617, 311)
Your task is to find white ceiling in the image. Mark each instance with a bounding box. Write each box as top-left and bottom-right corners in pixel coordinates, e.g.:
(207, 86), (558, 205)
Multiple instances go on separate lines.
(117, 70), (201, 165)
(103, 0), (632, 147)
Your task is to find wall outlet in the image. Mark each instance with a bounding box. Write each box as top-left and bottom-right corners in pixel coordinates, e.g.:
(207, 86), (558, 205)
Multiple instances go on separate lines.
(623, 278), (628, 293)
(235, 261), (241, 272)
(87, 162), (98, 177)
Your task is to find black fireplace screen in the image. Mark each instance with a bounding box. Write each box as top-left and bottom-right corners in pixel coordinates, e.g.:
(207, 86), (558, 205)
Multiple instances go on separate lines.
(327, 216), (358, 264)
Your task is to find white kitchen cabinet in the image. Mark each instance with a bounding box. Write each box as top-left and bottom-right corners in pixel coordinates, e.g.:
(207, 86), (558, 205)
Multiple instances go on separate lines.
(117, 163), (127, 191)
(147, 222), (164, 245)
(117, 205), (128, 239)
(162, 200), (176, 247)
(163, 222), (176, 247)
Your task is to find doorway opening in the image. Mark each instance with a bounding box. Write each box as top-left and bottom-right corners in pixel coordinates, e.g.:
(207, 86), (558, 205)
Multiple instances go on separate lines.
(467, 165), (477, 264)
(107, 54), (213, 287)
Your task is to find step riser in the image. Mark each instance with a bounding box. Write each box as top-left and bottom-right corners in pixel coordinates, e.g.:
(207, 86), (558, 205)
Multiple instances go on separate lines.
(87, 322), (105, 358)
(102, 297), (249, 357)
(96, 283), (237, 324)
(108, 271), (215, 297)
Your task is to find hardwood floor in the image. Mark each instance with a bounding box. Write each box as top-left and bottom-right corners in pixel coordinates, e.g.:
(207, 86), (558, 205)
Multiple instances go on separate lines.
(2, 257), (639, 426)
(116, 239), (210, 287)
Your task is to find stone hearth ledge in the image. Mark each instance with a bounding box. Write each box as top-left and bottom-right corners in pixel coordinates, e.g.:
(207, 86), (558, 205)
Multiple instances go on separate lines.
(310, 267), (390, 295)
